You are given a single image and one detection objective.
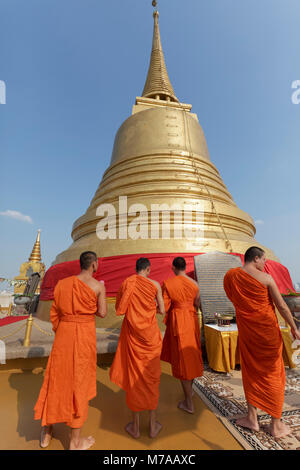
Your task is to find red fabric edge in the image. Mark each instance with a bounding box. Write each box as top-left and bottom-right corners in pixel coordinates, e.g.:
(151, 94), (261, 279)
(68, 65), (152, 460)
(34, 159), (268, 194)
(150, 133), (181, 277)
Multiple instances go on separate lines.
(0, 315), (29, 326)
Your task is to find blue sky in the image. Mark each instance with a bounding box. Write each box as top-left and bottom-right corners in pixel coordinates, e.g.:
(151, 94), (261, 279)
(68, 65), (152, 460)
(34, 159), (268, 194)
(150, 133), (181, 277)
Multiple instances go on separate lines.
(1, 0), (300, 286)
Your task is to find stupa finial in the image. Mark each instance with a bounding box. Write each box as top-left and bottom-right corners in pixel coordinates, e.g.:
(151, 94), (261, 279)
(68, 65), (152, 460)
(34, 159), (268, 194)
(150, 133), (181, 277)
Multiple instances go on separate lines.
(142, 1), (179, 102)
(28, 229), (42, 262)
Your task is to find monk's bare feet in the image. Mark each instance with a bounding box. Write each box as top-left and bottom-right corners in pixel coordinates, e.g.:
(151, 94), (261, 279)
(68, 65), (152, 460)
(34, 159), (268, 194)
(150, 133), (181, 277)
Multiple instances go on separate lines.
(266, 420), (292, 439)
(125, 422), (140, 439)
(40, 425), (53, 448)
(69, 436), (95, 450)
(235, 416), (260, 432)
(149, 421), (162, 438)
(178, 400), (194, 414)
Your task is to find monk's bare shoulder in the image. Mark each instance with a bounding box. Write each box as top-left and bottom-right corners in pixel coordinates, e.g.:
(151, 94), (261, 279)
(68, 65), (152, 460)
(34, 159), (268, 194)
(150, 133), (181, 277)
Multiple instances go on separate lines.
(95, 279), (106, 293)
(187, 276), (199, 289)
(262, 272), (273, 280)
(263, 272), (275, 286)
(148, 278), (161, 291)
(88, 278), (105, 296)
(244, 268), (273, 287)
(254, 270), (272, 285)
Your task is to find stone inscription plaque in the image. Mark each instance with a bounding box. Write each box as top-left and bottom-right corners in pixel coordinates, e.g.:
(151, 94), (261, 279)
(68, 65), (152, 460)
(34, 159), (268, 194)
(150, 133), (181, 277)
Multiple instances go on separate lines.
(194, 252), (242, 323)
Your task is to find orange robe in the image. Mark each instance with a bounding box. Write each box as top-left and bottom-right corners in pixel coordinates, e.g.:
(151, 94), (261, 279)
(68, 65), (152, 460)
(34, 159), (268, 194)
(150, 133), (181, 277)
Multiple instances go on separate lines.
(223, 267), (285, 418)
(109, 274), (162, 412)
(34, 276), (98, 427)
(161, 275), (203, 381)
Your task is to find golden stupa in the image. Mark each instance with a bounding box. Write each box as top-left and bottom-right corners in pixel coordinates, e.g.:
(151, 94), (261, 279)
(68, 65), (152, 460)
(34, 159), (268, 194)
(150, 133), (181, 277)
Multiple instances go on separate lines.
(14, 229), (45, 294)
(53, 7), (277, 264)
(37, 4), (278, 324)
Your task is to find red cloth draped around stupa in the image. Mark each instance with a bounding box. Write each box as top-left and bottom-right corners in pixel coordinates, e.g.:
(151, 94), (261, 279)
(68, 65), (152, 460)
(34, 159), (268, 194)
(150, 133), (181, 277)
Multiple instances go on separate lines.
(39, 253), (295, 301)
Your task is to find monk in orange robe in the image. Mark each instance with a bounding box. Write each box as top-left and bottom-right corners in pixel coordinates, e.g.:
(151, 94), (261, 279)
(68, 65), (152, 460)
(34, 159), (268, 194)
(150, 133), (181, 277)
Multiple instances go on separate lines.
(161, 257), (203, 414)
(110, 257), (165, 439)
(34, 251), (107, 450)
(224, 246), (300, 438)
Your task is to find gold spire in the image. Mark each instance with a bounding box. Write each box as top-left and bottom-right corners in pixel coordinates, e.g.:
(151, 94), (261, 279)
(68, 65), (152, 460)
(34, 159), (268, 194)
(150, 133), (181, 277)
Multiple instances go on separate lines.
(28, 229), (42, 262)
(142, 4), (179, 103)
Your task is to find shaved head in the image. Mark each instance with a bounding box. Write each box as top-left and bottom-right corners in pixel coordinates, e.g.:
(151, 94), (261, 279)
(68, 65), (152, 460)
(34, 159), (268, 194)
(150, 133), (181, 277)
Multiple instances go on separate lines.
(136, 258), (151, 273)
(79, 251), (98, 270)
(173, 257), (186, 271)
(244, 247), (265, 263)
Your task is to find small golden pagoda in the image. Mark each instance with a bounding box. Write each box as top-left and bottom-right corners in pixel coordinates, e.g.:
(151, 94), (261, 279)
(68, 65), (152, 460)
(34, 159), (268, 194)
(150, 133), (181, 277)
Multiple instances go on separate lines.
(14, 230), (45, 295)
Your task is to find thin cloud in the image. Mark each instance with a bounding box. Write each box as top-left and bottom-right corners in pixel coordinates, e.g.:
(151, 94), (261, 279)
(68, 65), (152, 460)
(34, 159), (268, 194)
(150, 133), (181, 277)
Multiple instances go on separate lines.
(0, 209), (33, 224)
(255, 219), (264, 225)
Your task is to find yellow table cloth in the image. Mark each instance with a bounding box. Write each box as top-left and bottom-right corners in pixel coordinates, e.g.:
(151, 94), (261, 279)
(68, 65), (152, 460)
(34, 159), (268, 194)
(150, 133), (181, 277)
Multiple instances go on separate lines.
(204, 324), (296, 373)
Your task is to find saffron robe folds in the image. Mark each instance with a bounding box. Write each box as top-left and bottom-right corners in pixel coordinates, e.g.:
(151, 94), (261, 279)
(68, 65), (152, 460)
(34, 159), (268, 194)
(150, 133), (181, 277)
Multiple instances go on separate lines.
(34, 276), (98, 427)
(161, 275), (203, 381)
(109, 275), (162, 412)
(223, 268), (285, 418)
